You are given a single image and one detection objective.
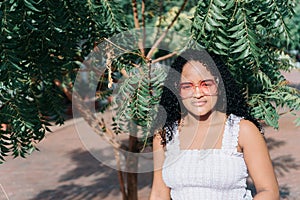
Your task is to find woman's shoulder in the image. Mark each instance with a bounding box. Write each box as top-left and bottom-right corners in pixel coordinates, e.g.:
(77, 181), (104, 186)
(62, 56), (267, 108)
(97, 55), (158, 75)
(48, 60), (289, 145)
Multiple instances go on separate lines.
(238, 118), (264, 149)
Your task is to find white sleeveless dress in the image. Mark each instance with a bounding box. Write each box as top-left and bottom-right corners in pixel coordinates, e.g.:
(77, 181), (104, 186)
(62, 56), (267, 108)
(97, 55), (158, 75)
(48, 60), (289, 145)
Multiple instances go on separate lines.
(162, 114), (253, 200)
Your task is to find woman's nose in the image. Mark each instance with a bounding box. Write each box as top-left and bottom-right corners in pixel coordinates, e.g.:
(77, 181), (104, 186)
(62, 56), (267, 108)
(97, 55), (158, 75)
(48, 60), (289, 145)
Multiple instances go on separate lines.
(193, 86), (204, 98)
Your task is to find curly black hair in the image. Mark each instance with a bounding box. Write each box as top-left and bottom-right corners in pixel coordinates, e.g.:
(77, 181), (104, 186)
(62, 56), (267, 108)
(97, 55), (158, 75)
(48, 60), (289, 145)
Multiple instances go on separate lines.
(151, 48), (261, 145)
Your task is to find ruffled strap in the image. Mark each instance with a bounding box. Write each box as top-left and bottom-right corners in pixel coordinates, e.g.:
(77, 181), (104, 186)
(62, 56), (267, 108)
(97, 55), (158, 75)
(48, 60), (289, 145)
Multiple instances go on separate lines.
(221, 114), (243, 153)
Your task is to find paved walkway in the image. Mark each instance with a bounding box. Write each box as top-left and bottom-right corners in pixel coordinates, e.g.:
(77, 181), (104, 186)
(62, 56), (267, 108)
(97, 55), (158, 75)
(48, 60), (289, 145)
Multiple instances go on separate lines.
(265, 112), (300, 200)
(0, 69), (299, 200)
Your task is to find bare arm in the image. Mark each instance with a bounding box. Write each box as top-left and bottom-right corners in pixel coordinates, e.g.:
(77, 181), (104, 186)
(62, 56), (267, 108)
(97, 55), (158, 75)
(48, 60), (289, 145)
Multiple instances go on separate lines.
(149, 134), (171, 200)
(239, 120), (280, 200)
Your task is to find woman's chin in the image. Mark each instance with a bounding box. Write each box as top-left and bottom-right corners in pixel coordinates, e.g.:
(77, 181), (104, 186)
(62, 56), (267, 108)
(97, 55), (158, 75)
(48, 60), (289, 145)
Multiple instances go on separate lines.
(188, 108), (212, 118)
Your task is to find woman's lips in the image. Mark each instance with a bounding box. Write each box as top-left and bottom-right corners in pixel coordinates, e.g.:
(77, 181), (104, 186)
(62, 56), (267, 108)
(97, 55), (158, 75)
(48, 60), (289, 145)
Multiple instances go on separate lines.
(191, 100), (207, 106)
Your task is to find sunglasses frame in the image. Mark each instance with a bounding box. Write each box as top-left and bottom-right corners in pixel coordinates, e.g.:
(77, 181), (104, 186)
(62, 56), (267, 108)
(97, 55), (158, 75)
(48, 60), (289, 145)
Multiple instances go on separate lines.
(178, 78), (219, 98)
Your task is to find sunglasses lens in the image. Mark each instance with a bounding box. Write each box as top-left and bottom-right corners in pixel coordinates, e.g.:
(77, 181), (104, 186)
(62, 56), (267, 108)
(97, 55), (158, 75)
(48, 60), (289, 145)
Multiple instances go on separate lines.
(179, 80), (217, 98)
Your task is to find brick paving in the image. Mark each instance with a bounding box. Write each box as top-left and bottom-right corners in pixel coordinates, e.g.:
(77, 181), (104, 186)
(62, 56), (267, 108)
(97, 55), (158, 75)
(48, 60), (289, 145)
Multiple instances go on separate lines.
(0, 69), (299, 200)
(0, 118), (152, 200)
(0, 120), (116, 200)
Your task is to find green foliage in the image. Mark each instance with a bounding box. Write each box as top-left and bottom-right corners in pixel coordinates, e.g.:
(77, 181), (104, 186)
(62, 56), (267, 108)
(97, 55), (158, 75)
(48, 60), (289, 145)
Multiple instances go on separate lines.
(1, 0), (299, 162)
(191, 0), (300, 128)
(0, 0), (127, 161)
(284, 0), (300, 50)
(114, 61), (167, 139)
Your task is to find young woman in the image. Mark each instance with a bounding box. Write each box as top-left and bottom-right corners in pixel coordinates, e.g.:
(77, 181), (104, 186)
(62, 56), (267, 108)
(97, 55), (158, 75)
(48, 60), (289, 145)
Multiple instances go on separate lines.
(149, 49), (279, 200)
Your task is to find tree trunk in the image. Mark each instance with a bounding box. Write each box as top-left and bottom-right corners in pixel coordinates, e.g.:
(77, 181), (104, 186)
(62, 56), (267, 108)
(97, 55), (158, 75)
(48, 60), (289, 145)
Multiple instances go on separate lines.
(115, 150), (128, 200)
(126, 132), (139, 200)
(127, 171), (138, 200)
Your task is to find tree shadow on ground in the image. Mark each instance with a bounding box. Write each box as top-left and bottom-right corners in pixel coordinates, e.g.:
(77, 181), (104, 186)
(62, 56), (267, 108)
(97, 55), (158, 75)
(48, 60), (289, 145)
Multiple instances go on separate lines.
(30, 148), (152, 200)
(247, 137), (300, 199)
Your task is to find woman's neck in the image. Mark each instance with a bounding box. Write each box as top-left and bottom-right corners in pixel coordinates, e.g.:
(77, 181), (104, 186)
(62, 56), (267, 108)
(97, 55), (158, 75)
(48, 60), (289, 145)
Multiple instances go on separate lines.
(183, 110), (226, 127)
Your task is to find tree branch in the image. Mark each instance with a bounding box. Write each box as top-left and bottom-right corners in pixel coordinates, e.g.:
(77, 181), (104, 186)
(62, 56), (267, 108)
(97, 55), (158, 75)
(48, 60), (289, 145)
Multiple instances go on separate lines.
(103, 38), (141, 58)
(53, 79), (72, 101)
(146, 0), (188, 59)
(152, 51), (178, 64)
(154, 0), (164, 40)
(131, 0), (145, 57)
(115, 150), (128, 200)
(158, 0), (164, 28)
(142, 0), (146, 56)
(132, 0), (140, 29)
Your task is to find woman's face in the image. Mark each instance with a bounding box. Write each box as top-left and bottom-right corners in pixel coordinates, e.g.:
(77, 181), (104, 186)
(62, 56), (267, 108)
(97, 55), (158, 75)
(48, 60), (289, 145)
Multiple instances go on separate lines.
(179, 60), (218, 117)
